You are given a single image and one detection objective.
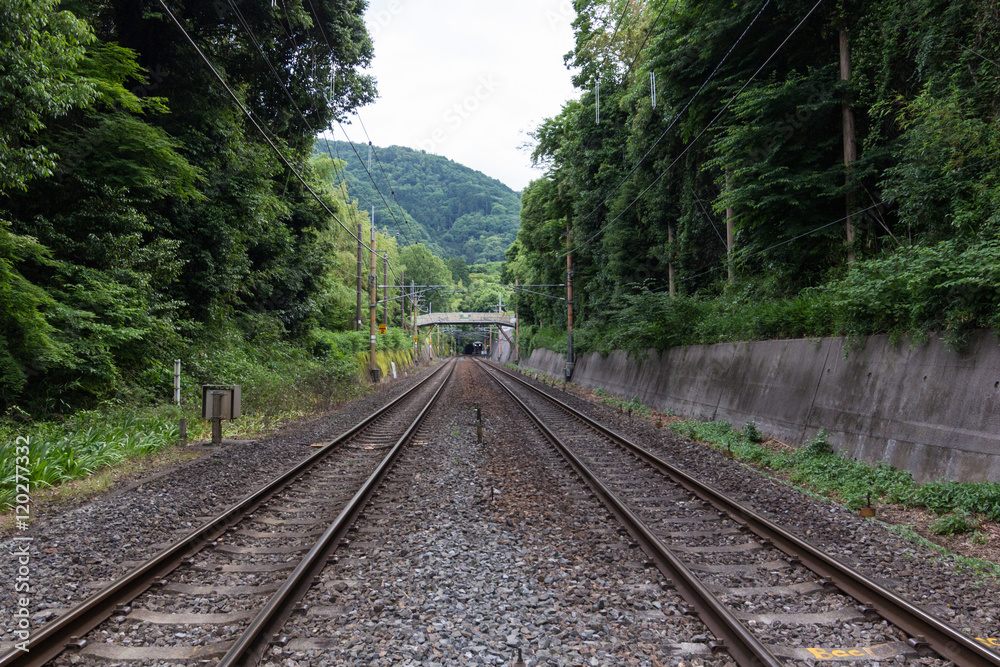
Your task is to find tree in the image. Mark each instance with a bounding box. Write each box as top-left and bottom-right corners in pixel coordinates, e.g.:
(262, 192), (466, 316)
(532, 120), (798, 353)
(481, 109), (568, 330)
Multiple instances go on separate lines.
(400, 244), (457, 312)
(0, 0), (97, 193)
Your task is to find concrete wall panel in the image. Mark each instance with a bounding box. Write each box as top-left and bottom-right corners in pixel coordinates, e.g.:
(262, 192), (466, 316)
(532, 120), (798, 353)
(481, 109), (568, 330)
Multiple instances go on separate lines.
(520, 331), (1000, 483)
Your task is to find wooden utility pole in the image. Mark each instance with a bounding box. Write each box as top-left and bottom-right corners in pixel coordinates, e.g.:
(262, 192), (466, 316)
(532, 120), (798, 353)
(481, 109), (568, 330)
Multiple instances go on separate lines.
(369, 219), (378, 382)
(841, 3), (858, 265)
(514, 278), (520, 363)
(411, 280), (417, 358)
(355, 223), (363, 331)
(565, 217), (575, 382)
(726, 171), (735, 284)
(400, 270), (405, 330)
(668, 224), (677, 298)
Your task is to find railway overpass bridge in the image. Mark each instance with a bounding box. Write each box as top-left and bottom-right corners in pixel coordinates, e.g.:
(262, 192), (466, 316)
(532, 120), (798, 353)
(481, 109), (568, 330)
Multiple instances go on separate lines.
(415, 313), (515, 328)
(415, 312), (517, 362)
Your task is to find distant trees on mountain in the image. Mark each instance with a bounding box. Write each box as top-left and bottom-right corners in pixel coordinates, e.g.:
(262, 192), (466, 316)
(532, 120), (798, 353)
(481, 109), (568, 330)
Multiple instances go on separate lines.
(315, 140), (521, 264)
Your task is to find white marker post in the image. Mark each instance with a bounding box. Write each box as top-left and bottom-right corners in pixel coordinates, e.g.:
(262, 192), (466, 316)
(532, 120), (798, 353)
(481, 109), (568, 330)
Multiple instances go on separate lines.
(173, 359), (181, 406)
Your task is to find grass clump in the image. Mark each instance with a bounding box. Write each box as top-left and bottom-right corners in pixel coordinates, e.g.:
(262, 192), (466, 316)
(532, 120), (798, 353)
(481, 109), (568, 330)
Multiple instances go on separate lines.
(600, 395), (652, 417)
(1, 324), (419, 514)
(0, 408), (184, 510)
(670, 419), (999, 522)
(930, 511), (981, 536)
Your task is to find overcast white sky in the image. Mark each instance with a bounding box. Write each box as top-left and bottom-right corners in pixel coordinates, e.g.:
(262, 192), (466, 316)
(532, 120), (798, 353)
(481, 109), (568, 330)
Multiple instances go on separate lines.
(335, 0), (580, 192)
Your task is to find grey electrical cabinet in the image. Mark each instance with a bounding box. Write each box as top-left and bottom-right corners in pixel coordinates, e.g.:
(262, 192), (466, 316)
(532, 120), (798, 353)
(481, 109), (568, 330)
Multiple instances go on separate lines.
(201, 385), (242, 420)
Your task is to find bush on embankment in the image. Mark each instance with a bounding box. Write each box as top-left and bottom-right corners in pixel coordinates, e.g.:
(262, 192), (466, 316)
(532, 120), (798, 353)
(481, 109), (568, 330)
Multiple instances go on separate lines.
(521, 240), (1000, 359)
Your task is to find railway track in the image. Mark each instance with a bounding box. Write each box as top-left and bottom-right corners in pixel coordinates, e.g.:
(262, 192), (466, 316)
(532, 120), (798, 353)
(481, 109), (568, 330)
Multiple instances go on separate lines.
(477, 359), (1000, 667)
(0, 359), (456, 667)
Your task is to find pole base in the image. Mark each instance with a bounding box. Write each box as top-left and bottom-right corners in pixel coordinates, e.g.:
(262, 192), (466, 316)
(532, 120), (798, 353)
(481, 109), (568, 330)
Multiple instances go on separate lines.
(370, 368), (382, 384)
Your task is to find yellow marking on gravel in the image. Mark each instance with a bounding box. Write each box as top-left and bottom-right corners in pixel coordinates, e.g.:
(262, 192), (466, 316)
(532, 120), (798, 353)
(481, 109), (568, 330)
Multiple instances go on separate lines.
(805, 645), (901, 660)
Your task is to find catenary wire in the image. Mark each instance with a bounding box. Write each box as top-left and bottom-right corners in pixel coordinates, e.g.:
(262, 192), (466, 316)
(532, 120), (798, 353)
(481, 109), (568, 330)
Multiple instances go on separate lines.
(353, 113), (421, 242)
(224, 0), (405, 269)
(295, 0), (419, 247)
(568, 0), (825, 256)
(570, 0), (772, 236)
(156, 0), (383, 256)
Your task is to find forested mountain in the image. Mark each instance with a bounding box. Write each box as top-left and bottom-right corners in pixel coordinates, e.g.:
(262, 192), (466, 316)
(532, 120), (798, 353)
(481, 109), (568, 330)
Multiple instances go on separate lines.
(315, 140), (521, 264)
(506, 0), (1000, 355)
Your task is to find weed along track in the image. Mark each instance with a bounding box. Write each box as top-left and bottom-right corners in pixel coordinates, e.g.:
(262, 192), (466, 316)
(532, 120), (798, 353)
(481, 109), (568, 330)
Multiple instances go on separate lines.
(3, 357), (1000, 666)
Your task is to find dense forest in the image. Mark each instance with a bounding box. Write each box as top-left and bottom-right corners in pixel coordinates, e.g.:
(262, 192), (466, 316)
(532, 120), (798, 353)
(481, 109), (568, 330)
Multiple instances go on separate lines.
(505, 0), (1000, 357)
(0, 0), (411, 416)
(315, 139), (521, 264)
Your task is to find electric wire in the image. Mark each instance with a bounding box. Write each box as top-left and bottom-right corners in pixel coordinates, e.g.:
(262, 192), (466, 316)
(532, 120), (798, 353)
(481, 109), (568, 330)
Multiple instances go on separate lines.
(568, 0), (825, 256)
(623, 0), (679, 82)
(660, 151), (993, 290)
(671, 200), (886, 288)
(693, 191), (728, 249)
(353, 113), (421, 243)
(225, 0), (401, 270)
(569, 0), (772, 238)
(295, 0), (419, 248)
(606, 0), (634, 57)
(227, 0), (356, 197)
(156, 0), (381, 256)
(336, 121), (417, 247)
(964, 45), (1000, 70)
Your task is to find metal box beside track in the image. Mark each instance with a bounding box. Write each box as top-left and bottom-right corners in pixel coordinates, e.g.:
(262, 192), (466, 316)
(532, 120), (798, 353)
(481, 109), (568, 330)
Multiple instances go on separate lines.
(201, 385), (241, 420)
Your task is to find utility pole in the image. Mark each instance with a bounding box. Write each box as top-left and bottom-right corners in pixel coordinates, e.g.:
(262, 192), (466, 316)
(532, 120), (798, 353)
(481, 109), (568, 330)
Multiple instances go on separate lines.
(369, 214), (379, 382)
(565, 216), (575, 382)
(411, 280), (417, 358)
(355, 222), (363, 331)
(383, 252), (388, 328)
(514, 278), (520, 363)
(667, 224), (677, 298)
(400, 270), (405, 330)
(841, 1), (858, 266)
(726, 170), (735, 284)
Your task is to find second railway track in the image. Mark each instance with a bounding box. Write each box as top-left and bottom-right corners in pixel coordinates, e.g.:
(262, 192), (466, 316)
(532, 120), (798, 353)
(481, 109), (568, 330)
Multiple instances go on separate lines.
(477, 358), (1000, 667)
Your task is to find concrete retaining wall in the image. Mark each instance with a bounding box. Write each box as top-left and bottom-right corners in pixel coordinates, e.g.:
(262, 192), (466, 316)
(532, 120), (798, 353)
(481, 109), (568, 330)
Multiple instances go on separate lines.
(521, 332), (1000, 483)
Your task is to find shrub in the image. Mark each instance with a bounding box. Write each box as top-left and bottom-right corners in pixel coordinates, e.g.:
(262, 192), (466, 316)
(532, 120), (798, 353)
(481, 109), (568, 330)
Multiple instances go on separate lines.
(930, 511), (980, 536)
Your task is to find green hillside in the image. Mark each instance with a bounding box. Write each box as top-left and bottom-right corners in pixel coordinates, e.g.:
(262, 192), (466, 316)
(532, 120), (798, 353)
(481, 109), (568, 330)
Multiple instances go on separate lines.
(316, 140), (520, 264)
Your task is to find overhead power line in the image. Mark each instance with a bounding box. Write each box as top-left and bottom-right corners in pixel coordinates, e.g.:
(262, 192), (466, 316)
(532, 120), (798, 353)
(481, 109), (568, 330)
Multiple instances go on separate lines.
(335, 122), (417, 246)
(572, 0), (773, 238)
(352, 114), (421, 243)
(295, 0), (419, 248)
(606, 0), (634, 54)
(675, 200), (886, 287)
(156, 0), (382, 257)
(568, 0), (826, 256)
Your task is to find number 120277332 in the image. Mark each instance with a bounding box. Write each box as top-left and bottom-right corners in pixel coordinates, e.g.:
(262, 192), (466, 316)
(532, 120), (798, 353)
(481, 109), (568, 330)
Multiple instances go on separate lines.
(13, 437), (31, 530)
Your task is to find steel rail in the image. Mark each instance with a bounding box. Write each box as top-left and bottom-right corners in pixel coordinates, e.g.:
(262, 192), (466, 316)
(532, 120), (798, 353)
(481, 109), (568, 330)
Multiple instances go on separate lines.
(0, 362), (453, 667)
(218, 358), (456, 666)
(478, 361), (782, 667)
(482, 360), (1000, 667)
